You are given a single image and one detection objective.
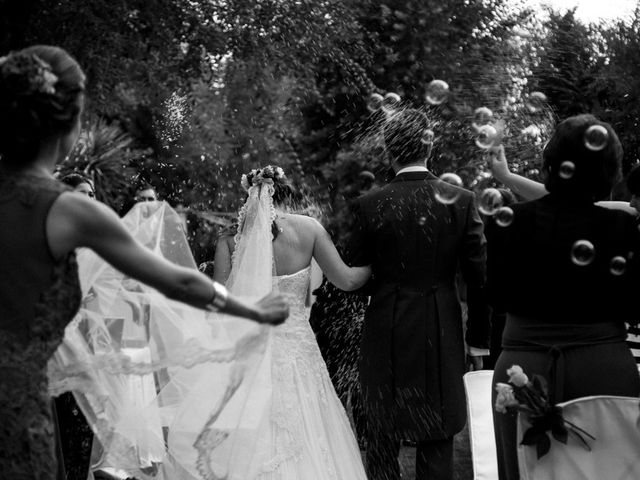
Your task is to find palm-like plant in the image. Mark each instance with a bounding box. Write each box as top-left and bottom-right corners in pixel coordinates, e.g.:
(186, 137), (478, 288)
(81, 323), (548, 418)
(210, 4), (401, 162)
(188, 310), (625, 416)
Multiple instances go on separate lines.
(57, 117), (152, 211)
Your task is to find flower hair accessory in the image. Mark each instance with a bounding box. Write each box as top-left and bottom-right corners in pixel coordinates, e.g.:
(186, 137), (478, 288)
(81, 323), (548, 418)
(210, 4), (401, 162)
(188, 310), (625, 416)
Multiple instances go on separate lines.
(495, 365), (595, 459)
(241, 165), (286, 191)
(0, 52), (58, 96)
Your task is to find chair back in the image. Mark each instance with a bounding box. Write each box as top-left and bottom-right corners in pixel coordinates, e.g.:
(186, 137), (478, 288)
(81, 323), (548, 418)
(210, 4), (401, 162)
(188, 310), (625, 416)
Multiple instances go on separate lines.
(517, 395), (640, 480)
(463, 370), (499, 480)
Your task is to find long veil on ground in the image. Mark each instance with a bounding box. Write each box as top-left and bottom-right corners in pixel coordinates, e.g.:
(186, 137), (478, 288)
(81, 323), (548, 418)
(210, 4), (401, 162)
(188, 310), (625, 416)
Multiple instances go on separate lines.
(47, 197), (275, 479)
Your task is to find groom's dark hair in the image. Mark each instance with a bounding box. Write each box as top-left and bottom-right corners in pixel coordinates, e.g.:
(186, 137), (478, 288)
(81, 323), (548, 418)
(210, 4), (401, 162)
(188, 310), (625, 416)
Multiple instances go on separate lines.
(383, 108), (431, 165)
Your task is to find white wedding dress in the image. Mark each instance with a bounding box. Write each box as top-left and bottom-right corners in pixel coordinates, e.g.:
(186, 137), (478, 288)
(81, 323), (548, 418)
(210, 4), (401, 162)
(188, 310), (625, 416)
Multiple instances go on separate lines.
(167, 265), (368, 480)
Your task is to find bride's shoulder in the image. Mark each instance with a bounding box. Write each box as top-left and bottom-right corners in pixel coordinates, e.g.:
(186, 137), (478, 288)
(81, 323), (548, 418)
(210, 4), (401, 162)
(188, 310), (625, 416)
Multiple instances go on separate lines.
(283, 213), (323, 229)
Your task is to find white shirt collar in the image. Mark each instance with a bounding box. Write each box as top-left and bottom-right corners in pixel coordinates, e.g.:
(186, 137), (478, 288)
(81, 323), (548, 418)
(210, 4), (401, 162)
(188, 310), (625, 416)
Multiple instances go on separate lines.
(396, 165), (428, 176)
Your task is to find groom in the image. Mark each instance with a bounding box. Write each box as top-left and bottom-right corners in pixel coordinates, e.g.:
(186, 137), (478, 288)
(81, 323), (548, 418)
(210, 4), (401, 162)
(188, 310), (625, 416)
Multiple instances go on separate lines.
(349, 108), (490, 479)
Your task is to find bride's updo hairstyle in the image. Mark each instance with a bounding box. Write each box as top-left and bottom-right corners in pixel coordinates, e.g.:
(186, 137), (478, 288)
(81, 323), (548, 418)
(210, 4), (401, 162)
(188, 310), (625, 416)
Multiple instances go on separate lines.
(0, 45), (86, 167)
(542, 114), (622, 202)
(241, 165), (294, 239)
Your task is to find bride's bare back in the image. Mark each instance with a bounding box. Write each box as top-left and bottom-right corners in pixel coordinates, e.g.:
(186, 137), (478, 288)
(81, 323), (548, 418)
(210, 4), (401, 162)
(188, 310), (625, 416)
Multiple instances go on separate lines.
(213, 212), (370, 291)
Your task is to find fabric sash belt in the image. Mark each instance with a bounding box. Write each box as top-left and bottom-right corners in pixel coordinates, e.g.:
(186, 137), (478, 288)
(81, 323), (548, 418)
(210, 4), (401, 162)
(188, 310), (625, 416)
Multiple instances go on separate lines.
(501, 314), (627, 403)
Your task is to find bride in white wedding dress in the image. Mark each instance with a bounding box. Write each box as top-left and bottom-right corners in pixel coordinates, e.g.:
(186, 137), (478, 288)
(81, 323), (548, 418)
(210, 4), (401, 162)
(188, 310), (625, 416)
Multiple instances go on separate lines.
(166, 166), (371, 480)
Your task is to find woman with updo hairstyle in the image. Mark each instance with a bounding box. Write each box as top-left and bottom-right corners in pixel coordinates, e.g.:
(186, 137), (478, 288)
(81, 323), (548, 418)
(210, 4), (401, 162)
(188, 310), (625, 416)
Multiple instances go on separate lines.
(487, 114), (640, 480)
(0, 46), (288, 479)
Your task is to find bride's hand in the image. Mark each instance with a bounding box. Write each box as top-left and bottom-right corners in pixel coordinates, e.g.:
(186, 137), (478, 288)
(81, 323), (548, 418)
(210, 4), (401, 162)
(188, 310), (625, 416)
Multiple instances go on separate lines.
(254, 292), (289, 325)
(487, 145), (509, 181)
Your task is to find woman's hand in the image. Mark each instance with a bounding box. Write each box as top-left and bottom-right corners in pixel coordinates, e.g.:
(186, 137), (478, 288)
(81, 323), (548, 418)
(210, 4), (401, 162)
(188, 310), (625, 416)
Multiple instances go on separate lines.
(487, 145), (510, 182)
(253, 292), (289, 325)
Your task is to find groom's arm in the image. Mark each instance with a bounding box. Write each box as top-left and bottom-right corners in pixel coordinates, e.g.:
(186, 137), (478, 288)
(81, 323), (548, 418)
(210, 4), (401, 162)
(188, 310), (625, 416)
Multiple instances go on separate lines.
(459, 194), (491, 352)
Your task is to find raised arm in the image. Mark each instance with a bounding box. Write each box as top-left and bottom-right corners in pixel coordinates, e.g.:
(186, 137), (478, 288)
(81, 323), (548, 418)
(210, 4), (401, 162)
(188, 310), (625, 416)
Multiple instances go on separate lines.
(310, 218), (371, 292)
(487, 145), (547, 201)
(48, 194), (287, 325)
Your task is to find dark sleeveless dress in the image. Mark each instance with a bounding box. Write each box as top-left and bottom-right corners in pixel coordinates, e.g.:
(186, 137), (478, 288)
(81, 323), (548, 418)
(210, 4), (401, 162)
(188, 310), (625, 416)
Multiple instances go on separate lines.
(487, 195), (640, 480)
(0, 173), (82, 480)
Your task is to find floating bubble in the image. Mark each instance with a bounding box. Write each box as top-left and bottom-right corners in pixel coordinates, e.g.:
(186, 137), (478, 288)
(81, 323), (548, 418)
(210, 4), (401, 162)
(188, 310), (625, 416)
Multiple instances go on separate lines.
(421, 129), (435, 145)
(559, 161), (575, 179)
(381, 92), (401, 113)
(478, 188), (504, 216)
(425, 79), (449, 105)
(435, 173), (463, 205)
(571, 240), (595, 266)
(359, 170), (375, 181)
(367, 93), (384, 112)
(495, 206), (514, 227)
(525, 91), (547, 113)
(584, 125), (609, 151)
(610, 256), (627, 276)
(474, 124), (499, 150)
(472, 107), (493, 130)
(417, 216), (427, 226)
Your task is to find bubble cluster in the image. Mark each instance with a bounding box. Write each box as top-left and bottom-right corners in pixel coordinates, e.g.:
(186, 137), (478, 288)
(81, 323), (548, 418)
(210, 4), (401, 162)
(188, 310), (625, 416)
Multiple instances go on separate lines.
(478, 188), (503, 216)
(559, 161), (575, 180)
(475, 125), (499, 150)
(495, 207), (514, 227)
(571, 240), (595, 266)
(584, 125), (609, 152)
(425, 79), (449, 105)
(435, 173), (463, 205)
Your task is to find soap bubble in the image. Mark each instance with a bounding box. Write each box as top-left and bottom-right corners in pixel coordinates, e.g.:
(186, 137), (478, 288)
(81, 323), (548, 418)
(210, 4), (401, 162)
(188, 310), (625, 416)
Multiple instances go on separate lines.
(584, 125), (608, 152)
(367, 93), (384, 112)
(435, 173), (463, 205)
(475, 125), (499, 150)
(610, 256), (627, 276)
(472, 107), (493, 130)
(571, 240), (595, 266)
(559, 161), (575, 180)
(381, 92), (402, 114)
(525, 91), (547, 113)
(425, 80), (449, 105)
(495, 207), (514, 227)
(478, 188), (503, 216)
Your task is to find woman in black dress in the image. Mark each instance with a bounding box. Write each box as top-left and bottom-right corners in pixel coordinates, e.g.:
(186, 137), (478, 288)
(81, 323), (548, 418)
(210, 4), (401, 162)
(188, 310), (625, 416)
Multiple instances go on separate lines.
(0, 45), (288, 480)
(487, 114), (640, 479)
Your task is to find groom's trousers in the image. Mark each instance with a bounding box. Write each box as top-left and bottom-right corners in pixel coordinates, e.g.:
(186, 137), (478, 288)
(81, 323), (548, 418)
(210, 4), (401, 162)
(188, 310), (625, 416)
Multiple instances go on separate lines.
(366, 429), (454, 480)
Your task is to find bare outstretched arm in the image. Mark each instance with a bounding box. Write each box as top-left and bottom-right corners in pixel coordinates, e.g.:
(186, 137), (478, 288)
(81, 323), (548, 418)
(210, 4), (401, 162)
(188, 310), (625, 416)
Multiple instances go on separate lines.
(487, 145), (638, 214)
(487, 145), (547, 201)
(49, 194), (288, 325)
(310, 219), (371, 291)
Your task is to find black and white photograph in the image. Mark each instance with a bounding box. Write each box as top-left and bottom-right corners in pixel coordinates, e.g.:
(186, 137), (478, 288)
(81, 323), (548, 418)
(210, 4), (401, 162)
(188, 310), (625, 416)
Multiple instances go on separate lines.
(1, 0), (640, 479)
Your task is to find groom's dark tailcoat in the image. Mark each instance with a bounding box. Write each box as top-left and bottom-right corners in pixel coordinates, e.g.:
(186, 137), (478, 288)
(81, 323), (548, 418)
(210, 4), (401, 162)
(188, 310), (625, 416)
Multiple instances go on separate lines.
(349, 170), (490, 442)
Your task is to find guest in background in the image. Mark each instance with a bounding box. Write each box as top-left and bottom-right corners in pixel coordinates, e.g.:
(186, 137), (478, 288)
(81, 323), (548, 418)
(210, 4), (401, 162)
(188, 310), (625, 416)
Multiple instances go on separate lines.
(134, 182), (157, 203)
(488, 114), (640, 480)
(0, 45), (288, 480)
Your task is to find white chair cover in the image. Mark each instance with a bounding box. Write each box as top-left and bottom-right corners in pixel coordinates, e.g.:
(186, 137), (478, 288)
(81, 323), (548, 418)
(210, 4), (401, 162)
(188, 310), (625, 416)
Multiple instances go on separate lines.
(463, 370), (499, 480)
(517, 395), (640, 480)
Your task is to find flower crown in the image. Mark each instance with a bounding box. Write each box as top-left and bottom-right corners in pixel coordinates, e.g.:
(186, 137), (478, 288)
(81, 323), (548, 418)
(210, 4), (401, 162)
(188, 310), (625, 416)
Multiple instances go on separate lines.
(0, 52), (58, 96)
(241, 165), (286, 191)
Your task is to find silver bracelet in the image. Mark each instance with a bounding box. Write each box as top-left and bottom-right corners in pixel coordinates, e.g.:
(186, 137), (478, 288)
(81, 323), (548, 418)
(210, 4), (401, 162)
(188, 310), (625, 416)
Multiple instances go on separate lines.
(206, 282), (229, 312)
